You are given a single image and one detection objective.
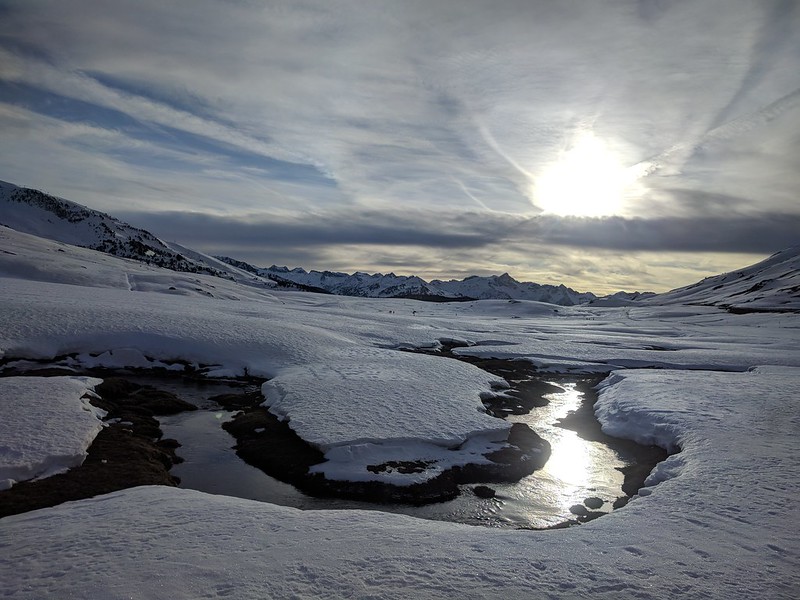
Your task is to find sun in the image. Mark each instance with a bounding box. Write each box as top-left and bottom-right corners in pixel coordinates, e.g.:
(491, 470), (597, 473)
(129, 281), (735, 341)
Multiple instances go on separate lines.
(533, 133), (642, 217)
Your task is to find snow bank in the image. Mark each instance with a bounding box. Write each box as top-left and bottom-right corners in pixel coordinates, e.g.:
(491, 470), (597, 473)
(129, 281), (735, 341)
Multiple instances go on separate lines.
(262, 351), (508, 483)
(0, 376), (104, 489)
(263, 352), (506, 450)
(595, 366), (800, 497)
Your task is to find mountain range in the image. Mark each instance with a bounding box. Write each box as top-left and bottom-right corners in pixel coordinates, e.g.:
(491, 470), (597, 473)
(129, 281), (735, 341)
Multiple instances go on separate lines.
(215, 257), (603, 305)
(1, 179), (797, 311)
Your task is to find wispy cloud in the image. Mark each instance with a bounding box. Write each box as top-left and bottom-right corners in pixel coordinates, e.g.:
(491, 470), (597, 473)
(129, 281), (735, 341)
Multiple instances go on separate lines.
(1, 0), (798, 291)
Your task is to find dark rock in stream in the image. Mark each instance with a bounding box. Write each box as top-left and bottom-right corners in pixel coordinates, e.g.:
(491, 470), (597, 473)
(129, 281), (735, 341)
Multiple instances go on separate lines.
(612, 496), (630, 510)
(569, 504), (589, 517)
(584, 496), (605, 510)
(473, 485), (496, 499)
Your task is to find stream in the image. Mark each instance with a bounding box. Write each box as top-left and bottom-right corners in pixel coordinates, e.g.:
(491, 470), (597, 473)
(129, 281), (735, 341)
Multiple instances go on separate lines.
(158, 377), (630, 529)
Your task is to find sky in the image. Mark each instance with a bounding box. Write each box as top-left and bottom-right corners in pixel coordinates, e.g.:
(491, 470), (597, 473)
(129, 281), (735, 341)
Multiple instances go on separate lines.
(1, 0), (798, 294)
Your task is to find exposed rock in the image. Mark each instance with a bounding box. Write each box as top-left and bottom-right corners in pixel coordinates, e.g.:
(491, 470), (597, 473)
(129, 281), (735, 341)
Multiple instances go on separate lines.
(578, 511), (605, 523)
(569, 504), (589, 517)
(612, 496), (630, 510)
(473, 485), (496, 499)
(367, 460), (433, 475)
(584, 496), (604, 509)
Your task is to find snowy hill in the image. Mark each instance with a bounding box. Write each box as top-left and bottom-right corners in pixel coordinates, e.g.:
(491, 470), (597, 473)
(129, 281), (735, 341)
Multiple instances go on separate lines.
(217, 258), (598, 305)
(0, 226), (283, 301)
(646, 246), (800, 313)
(0, 181), (276, 290)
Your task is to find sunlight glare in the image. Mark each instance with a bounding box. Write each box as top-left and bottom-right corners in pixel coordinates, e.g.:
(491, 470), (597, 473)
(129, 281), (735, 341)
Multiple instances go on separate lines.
(543, 431), (590, 487)
(533, 133), (643, 217)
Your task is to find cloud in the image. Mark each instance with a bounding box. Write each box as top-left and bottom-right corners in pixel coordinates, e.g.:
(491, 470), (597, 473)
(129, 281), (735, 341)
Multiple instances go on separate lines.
(119, 207), (800, 259)
(0, 0), (798, 292)
(124, 206), (780, 293)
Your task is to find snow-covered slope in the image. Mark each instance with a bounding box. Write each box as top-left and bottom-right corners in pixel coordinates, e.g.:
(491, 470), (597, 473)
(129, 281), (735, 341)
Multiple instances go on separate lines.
(646, 246), (800, 313)
(433, 272), (596, 304)
(218, 258), (597, 305)
(0, 181), (276, 290)
(1, 220), (799, 598)
(0, 226), (275, 301)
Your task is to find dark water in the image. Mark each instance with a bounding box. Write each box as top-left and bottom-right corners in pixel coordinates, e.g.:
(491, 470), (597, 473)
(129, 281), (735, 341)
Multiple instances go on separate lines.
(158, 378), (626, 529)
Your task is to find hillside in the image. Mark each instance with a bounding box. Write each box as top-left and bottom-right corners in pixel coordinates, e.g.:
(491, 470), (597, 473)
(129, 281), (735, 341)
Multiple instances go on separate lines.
(0, 181), (275, 290)
(646, 246), (800, 313)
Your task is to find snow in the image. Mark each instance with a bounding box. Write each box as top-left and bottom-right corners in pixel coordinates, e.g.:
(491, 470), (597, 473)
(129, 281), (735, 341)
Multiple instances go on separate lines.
(0, 376), (104, 490)
(0, 225), (274, 300)
(231, 259), (597, 304)
(310, 433), (511, 485)
(1, 223), (799, 598)
(262, 354), (506, 449)
(646, 246), (800, 312)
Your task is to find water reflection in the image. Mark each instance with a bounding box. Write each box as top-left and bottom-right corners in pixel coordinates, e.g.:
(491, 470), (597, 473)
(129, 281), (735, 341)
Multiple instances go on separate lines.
(160, 379), (627, 529)
(497, 383), (625, 527)
(546, 426), (591, 487)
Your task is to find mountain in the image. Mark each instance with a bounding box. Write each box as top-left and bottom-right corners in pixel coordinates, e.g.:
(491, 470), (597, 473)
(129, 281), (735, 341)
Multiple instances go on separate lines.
(215, 258), (597, 305)
(644, 246), (800, 313)
(433, 272), (596, 305)
(0, 181), (275, 290)
(588, 291), (658, 307)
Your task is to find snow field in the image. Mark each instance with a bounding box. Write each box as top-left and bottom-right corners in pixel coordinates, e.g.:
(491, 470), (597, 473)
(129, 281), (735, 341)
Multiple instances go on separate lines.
(0, 230), (799, 597)
(0, 376), (104, 490)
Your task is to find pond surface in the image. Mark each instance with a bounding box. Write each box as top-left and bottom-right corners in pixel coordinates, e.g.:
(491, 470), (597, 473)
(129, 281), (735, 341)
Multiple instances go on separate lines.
(158, 377), (630, 529)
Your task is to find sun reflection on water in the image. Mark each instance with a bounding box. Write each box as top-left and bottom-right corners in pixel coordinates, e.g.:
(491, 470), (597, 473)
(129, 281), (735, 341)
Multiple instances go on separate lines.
(497, 381), (626, 527)
(543, 429), (590, 487)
